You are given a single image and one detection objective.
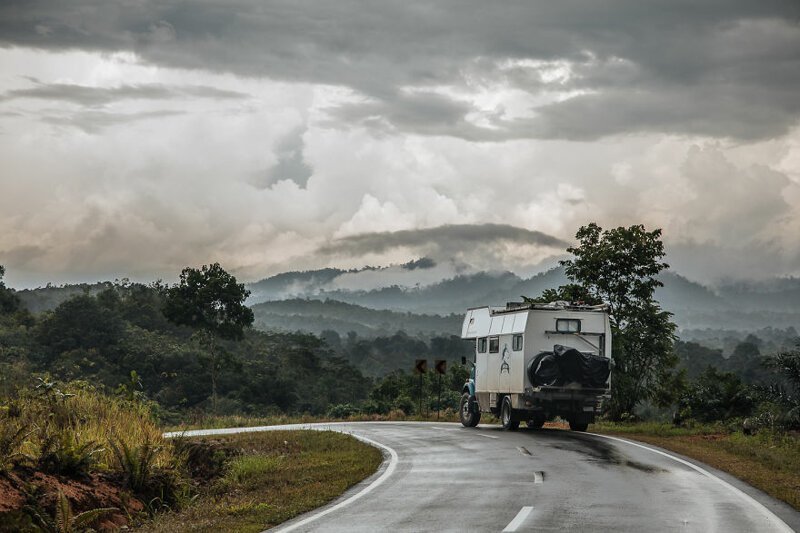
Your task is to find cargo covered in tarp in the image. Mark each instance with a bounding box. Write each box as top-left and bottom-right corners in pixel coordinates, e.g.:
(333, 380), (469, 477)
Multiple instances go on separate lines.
(528, 344), (610, 388)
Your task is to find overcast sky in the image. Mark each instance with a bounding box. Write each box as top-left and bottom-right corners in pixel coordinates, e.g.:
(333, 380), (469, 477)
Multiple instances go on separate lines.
(1, 1), (799, 288)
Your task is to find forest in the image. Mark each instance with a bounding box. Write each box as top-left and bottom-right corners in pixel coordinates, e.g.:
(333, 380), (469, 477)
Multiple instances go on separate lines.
(0, 259), (798, 429)
(0, 266), (473, 422)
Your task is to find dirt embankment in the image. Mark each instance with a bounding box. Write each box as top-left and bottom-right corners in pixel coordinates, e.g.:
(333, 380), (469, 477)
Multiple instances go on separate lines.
(0, 468), (144, 531)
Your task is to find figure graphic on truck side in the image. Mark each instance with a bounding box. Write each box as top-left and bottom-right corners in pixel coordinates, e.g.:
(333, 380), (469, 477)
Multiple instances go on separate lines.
(459, 301), (612, 432)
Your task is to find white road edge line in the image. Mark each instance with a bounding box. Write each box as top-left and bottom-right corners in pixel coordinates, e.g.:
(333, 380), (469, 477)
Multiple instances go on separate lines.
(267, 431), (398, 533)
(503, 506), (533, 532)
(163, 424), (400, 533)
(588, 432), (794, 533)
(476, 433), (499, 439)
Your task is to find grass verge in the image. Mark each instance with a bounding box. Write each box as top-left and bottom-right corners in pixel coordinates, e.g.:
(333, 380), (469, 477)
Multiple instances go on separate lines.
(142, 430), (383, 533)
(593, 422), (800, 510)
(163, 410), (463, 432)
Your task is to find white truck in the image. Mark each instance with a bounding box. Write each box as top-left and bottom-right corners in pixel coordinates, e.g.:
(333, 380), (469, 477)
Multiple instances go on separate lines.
(459, 301), (612, 431)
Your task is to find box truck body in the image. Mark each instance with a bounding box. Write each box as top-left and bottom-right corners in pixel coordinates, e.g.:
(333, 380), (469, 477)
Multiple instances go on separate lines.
(460, 302), (612, 431)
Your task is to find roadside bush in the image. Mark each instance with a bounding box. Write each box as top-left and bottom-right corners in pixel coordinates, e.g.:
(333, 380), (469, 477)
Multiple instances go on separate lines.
(758, 346), (800, 430)
(326, 403), (361, 418)
(37, 430), (103, 476)
(393, 395), (415, 415)
(0, 378), (177, 477)
(679, 366), (755, 423)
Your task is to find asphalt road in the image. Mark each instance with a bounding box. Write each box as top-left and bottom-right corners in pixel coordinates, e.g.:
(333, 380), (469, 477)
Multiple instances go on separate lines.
(167, 422), (799, 532)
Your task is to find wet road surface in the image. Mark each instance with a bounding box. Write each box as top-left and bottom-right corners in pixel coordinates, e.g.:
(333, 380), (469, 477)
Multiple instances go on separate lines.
(166, 422), (798, 532)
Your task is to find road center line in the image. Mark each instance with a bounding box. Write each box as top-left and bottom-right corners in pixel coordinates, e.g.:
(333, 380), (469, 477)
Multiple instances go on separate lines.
(588, 433), (793, 533)
(516, 446), (531, 456)
(503, 506), (534, 532)
(476, 433), (499, 439)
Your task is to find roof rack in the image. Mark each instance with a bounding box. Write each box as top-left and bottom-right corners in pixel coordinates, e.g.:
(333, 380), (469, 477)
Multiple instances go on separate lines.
(492, 301), (609, 315)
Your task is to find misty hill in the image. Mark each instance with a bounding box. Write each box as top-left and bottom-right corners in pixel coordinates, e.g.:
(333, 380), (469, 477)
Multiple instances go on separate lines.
(246, 266), (800, 332)
(16, 282), (114, 314)
(14, 265), (800, 334)
(716, 277), (800, 311)
(251, 298), (463, 338)
(248, 268), (346, 302)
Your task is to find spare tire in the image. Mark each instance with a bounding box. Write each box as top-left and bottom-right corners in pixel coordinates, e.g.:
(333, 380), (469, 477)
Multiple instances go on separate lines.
(527, 351), (562, 386)
(553, 344), (610, 387)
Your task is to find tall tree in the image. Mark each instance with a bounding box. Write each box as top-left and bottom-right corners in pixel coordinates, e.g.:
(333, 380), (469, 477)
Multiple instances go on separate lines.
(559, 223), (678, 419)
(0, 265), (20, 314)
(163, 263), (254, 412)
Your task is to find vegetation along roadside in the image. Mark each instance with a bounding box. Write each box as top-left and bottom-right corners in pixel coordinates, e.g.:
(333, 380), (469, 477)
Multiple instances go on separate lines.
(143, 430), (382, 533)
(591, 421), (800, 511)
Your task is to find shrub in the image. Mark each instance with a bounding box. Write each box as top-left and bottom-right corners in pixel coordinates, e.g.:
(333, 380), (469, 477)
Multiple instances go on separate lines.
(108, 436), (161, 492)
(37, 431), (104, 476)
(679, 366), (755, 422)
(326, 403), (361, 418)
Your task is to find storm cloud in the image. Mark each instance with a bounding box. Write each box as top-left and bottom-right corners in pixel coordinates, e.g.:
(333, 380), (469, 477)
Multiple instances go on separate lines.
(0, 1), (799, 287)
(1, 0), (798, 140)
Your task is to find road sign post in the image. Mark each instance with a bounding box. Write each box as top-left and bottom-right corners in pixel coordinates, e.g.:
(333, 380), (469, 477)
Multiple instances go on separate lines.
(414, 359), (427, 417)
(435, 360), (446, 420)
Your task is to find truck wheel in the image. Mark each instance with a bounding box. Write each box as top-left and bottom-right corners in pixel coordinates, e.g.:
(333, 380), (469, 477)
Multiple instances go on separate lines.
(526, 416), (545, 429)
(569, 420), (589, 432)
(459, 392), (481, 427)
(501, 396), (519, 430)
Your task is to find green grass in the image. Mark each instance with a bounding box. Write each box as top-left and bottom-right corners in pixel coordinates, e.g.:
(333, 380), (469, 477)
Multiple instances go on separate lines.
(593, 422), (800, 510)
(163, 410), (462, 432)
(1, 381), (175, 474)
(142, 430), (383, 533)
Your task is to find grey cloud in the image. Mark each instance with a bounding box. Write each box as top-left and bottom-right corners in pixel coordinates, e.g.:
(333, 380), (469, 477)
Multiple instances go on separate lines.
(0, 245), (46, 269)
(1, 79), (249, 106)
(42, 109), (185, 133)
(319, 224), (568, 256)
(1, 1), (798, 140)
(261, 127), (313, 189)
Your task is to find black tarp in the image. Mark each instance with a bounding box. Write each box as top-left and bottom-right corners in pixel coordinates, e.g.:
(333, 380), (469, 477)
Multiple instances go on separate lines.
(527, 344), (610, 388)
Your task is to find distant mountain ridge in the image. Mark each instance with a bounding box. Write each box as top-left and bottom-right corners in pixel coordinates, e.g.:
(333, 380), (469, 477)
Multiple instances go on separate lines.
(13, 265), (800, 334)
(251, 298), (463, 338)
(246, 266), (800, 332)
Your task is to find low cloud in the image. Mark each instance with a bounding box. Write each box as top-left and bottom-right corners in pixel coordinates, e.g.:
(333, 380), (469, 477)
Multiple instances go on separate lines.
(42, 109), (185, 133)
(319, 224), (568, 256)
(2, 79), (249, 107)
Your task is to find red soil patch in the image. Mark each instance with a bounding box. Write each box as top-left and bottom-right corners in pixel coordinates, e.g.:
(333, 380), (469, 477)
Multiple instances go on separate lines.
(0, 476), (25, 512)
(0, 468), (144, 531)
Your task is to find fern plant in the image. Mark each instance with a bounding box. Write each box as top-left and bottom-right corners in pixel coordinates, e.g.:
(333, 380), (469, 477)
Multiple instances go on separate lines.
(0, 416), (33, 472)
(108, 436), (161, 492)
(32, 489), (117, 533)
(37, 430), (104, 476)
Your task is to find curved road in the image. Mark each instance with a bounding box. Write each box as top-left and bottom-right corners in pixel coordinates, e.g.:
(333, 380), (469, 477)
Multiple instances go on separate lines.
(167, 422), (799, 532)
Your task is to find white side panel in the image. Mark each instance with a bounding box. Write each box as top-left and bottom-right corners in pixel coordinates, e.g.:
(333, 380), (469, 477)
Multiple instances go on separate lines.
(512, 312), (528, 332)
(462, 307), (491, 339)
(479, 334), (527, 394)
(475, 352), (489, 391)
(485, 350), (500, 391)
(501, 316), (515, 334)
(488, 316), (503, 335)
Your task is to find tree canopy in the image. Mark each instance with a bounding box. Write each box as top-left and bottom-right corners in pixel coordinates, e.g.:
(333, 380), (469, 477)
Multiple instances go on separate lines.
(163, 263), (254, 340)
(561, 223), (669, 325)
(0, 265), (20, 314)
(558, 223), (678, 419)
